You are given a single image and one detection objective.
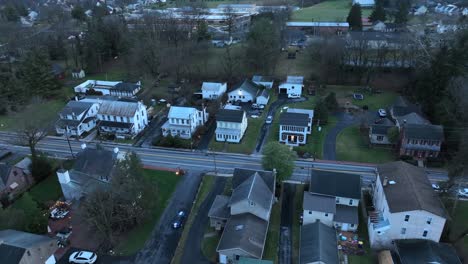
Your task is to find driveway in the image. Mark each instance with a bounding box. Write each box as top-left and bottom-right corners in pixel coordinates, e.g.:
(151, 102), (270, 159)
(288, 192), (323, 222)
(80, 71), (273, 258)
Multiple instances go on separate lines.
(279, 183), (295, 264)
(135, 114), (167, 147)
(197, 120), (216, 151)
(135, 170), (204, 264)
(180, 176), (227, 264)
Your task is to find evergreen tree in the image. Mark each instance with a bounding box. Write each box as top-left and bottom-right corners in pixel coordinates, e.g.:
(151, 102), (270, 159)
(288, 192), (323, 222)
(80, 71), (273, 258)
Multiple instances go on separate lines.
(314, 98), (329, 124)
(369, 0), (386, 22)
(2, 5), (19, 22)
(394, 0), (409, 24)
(71, 5), (86, 21)
(245, 18), (280, 74)
(347, 4), (363, 31)
(196, 20), (211, 42)
(324, 92), (339, 111)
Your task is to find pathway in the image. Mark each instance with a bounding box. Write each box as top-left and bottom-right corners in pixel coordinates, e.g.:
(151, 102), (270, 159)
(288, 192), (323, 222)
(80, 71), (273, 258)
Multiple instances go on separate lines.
(279, 183), (295, 264)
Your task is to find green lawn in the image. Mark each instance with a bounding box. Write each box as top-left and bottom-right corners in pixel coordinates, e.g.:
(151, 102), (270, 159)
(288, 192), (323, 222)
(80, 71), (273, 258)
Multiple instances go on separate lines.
(336, 126), (395, 164)
(448, 201), (468, 254)
(292, 0), (372, 22)
(115, 169), (181, 255)
(172, 175), (216, 264)
(202, 226), (221, 262)
(348, 205), (375, 264)
(29, 175), (63, 206)
(292, 184), (305, 263)
(321, 85), (398, 111)
(294, 115), (338, 159)
(264, 199), (281, 262)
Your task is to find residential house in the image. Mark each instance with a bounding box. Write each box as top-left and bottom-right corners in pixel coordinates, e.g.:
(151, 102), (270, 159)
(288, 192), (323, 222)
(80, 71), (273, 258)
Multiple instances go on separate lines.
(228, 79), (261, 103)
(400, 124), (444, 159)
(394, 240), (461, 264)
(278, 76), (303, 98)
(52, 63), (65, 79)
(303, 169), (361, 231)
(202, 82), (227, 100)
(208, 168), (276, 263)
(162, 106), (209, 139)
(369, 118), (395, 145)
(346, 32), (410, 50)
(352, 0), (375, 7)
(71, 69), (85, 79)
(414, 5), (428, 16)
(299, 221), (339, 264)
(287, 108), (314, 133)
(371, 21), (399, 32)
(256, 90), (270, 106)
(368, 161), (447, 249)
(97, 100), (148, 139)
(0, 229), (58, 264)
(286, 22), (349, 35)
(252, 76), (274, 89)
(279, 112), (309, 146)
(0, 157), (33, 200)
(215, 109), (248, 143)
(57, 146), (121, 201)
(55, 100), (100, 137)
(74, 80), (142, 97)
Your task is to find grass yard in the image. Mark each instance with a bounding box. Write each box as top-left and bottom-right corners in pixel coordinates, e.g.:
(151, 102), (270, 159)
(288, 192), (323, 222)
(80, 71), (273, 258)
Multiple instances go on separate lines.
(172, 175), (216, 264)
(447, 201), (468, 256)
(336, 126), (395, 164)
(29, 175), (63, 206)
(294, 115), (338, 159)
(263, 199), (282, 262)
(115, 169), (181, 255)
(209, 117), (263, 154)
(321, 85), (398, 111)
(292, 184), (305, 263)
(201, 225), (221, 262)
(348, 206), (375, 264)
(274, 50), (313, 79)
(291, 0), (372, 22)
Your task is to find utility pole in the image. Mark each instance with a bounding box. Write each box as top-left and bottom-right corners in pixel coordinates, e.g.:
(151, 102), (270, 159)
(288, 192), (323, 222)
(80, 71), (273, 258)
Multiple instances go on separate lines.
(65, 126), (74, 158)
(211, 149), (218, 176)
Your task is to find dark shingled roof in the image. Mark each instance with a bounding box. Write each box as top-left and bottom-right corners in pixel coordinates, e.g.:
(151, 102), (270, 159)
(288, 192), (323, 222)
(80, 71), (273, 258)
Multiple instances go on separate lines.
(309, 170), (361, 199)
(279, 112), (309, 127)
(217, 109), (244, 123)
(0, 244), (25, 264)
(377, 161), (447, 218)
(217, 214), (268, 259)
(395, 240), (462, 264)
(232, 79), (261, 97)
(371, 125), (393, 135)
(300, 222), (338, 264)
(208, 195), (231, 220)
(113, 82), (140, 92)
(252, 75), (274, 83)
(72, 148), (117, 180)
(60, 101), (94, 116)
(303, 193), (336, 214)
(334, 205), (359, 224)
(404, 124), (444, 140)
(0, 163), (12, 189)
(232, 168), (275, 193)
(98, 120), (134, 129)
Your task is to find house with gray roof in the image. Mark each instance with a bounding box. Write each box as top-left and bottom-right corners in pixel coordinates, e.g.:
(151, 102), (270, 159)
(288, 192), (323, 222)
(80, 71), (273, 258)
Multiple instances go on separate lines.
(215, 109), (248, 143)
(252, 76), (274, 89)
(162, 106), (209, 139)
(0, 157), (33, 200)
(303, 170), (361, 231)
(202, 82), (227, 100)
(394, 240), (461, 264)
(97, 100), (148, 139)
(369, 117), (395, 145)
(55, 100), (100, 137)
(0, 229), (58, 264)
(256, 89), (270, 105)
(56, 146), (121, 201)
(368, 161), (447, 249)
(209, 168), (276, 263)
(299, 221), (339, 264)
(279, 76), (303, 98)
(279, 111), (310, 146)
(74, 80), (142, 97)
(228, 79), (261, 103)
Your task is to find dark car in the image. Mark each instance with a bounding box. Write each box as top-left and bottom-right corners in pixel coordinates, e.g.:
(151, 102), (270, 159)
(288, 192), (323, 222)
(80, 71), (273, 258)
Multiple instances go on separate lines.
(172, 210), (187, 229)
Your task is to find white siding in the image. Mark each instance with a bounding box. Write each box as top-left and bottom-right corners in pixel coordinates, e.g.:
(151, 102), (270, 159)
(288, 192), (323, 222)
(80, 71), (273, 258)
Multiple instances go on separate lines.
(279, 83), (303, 98)
(302, 210), (334, 226)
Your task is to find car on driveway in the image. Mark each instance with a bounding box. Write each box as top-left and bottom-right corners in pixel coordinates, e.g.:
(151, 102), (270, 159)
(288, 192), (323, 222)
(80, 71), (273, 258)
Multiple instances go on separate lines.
(172, 210), (187, 229)
(353, 93), (364, 100)
(266, 115), (273, 124)
(69, 251), (97, 264)
(432, 184), (441, 191)
(458, 188), (468, 198)
(378, 109), (387, 117)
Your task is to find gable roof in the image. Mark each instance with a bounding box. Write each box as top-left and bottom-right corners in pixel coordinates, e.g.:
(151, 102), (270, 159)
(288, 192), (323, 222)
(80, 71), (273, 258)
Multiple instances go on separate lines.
(0, 163), (12, 189)
(60, 101), (94, 116)
(208, 195), (231, 220)
(371, 125), (394, 135)
(113, 82), (139, 92)
(231, 79), (261, 97)
(287, 108), (314, 119)
(258, 89), (269, 99)
(232, 168), (275, 193)
(309, 170), (361, 199)
(0, 244), (25, 264)
(0, 229), (55, 249)
(303, 193), (336, 214)
(217, 214), (268, 259)
(252, 75), (274, 83)
(202, 82), (226, 92)
(168, 106), (198, 119)
(397, 112), (429, 126)
(404, 124), (444, 140)
(286, 76), (304, 84)
(279, 112), (309, 127)
(376, 161), (447, 218)
(395, 240), (461, 264)
(335, 204), (359, 224)
(216, 109), (244, 123)
(98, 100), (140, 117)
(72, 148), (116, 180)
(300, 222), (338, 264)
(230, 173), (273, 217)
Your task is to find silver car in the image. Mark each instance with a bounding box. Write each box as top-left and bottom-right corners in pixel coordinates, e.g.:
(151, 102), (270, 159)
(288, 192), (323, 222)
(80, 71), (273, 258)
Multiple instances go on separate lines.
(69, 251), (97, 264)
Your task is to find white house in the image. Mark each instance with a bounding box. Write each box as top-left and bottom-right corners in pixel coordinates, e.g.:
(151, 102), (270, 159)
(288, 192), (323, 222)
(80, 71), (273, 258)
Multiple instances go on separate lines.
(74, 80), (142, 97)
(71, 69), (86, 79)
(252, 75), (274, 89)
(228, 79), (261, 103)
(352, 0), (375, 8)
(279, 76), (303, 98)
(97, 100), (148, 139)
(201, 82), (227, 100)
(162, 106), (209, 139)
(287, 108), (314, 133)
(414, 5), (428, 16)
(256, 89), (270, 105)
(279, 111), (312, 146)
(303, 170), (361, 232)
(368, 161), (447, 249)
(55, 100), (100, 137)
(215, 109), (248, 143)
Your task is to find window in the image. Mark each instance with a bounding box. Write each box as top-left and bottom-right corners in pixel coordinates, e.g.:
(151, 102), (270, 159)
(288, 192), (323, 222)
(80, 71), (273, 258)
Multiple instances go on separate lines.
(404, 215), (410, 222)
(336, 198), (340, 203)
(401, 228), (406, 235)
(349, 199), (353, 205)
(423, 230), (428, 237)
(13, 171), (18, 176)
(113, 116), (116, 121)
(325, 213), (328, 217)
(309, 211), (312, 214)
(377, 135), (384, 141)
(351, 224), (355, 227)
(427, 217), (432, 225)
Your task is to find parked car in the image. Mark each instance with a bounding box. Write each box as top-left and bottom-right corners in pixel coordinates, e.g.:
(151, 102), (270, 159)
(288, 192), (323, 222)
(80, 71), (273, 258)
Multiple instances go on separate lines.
(378, 109), (387, 117)
(252, 103), (260, 109)
(458, 188), (468, 198)
(266, 115), (273, 124)
(251, 115), (259, 119)
(172, 210), (187, 229)
(50, 208), (69, 220)
(69, 251), (97, 264)
(431, 184), (440, 191)
(353, 93), (364, 100)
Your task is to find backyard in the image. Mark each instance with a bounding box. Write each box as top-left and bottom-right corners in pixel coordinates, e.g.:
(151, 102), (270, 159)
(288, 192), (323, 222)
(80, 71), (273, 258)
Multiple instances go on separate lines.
(291, 0), (373, 22)
(115, 169), (182, 255)
(446, 200), (468, 259)
(292, 184), (305, 263)
(347, 208), (375, 264)
(336, 126), (395, 164)
(263, 200), (281, 262)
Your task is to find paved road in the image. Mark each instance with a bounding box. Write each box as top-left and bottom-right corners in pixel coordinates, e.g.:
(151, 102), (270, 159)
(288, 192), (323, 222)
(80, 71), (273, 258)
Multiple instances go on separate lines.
(279, 183), (295, 264)
(181, 177), (227, 264)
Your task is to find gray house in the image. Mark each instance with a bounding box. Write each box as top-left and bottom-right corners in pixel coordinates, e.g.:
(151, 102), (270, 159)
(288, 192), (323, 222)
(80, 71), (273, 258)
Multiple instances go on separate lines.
(209, 168), (276, 264)
(395, 240), (461, 264)
(300, 222), (339, 264)
(369, 117), (395, 145)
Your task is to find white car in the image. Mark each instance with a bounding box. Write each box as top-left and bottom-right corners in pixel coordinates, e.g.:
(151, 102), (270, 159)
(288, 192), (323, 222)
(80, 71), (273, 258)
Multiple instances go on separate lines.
(266, 115), (273, 124)
(431, 184), (440, 191)
(458, 188), (468, 198)
(69, 251), (97, 264)
(378, 109), (387, 117)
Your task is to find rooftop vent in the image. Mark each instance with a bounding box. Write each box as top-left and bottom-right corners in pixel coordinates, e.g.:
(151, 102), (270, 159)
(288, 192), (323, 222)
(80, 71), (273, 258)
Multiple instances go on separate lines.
(235, 225), (244, 231)
(388, 180), (396, 185)
(81, 143), (87, 149)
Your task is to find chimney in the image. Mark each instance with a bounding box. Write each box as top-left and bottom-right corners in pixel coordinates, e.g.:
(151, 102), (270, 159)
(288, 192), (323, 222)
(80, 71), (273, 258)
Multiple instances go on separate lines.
(57, 169), (71, 184)
(383, 176), (388, 187)
(81, 143), (87, 150)
(75, 96), (78, 101)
